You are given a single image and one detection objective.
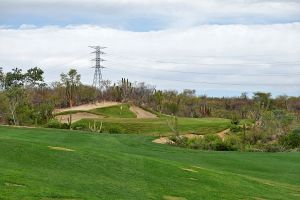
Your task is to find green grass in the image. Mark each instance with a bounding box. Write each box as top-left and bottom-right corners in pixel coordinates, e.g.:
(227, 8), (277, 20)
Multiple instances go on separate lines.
(90, 104), (136, 118)
(55, 104), (136, 118)
(73, 117), (230, 136)
(0, 126), (299, 200)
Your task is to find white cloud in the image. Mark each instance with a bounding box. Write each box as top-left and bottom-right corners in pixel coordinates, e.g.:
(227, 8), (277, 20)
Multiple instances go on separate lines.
(1, 0), (300, 29)
(0, 23), (300, 96)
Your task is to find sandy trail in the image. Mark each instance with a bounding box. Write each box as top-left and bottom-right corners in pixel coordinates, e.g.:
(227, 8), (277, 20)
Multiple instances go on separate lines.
(55, 113), (103, 123)
(53, 101), (121, 114)
(129, 106), (157, 119)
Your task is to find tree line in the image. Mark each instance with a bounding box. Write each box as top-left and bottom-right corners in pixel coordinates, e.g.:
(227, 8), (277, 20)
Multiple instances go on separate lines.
(0, 67), (299, 126)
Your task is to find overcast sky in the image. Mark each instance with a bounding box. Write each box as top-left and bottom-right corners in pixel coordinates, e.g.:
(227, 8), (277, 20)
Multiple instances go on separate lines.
(0, 0), (300, 97)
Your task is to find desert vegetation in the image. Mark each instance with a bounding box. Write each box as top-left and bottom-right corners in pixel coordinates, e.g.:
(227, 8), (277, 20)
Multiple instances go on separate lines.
(0, 67), (299, 152)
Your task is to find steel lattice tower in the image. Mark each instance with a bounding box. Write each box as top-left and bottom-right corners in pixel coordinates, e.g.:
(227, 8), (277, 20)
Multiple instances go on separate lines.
(89, 46), (106, 89)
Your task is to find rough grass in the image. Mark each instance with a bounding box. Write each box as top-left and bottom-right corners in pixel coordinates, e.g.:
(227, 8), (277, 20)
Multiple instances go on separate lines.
(72, 117), (231, 136)
(0, 126), (299, 200)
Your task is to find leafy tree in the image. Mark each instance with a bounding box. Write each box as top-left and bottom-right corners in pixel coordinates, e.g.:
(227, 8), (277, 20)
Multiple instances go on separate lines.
(0, 92), (9, 123)
(26, 67), (45, 87)
(253, 92), (272, 110)
(60, 69), (81, 107)
(1, 67), (44, 125)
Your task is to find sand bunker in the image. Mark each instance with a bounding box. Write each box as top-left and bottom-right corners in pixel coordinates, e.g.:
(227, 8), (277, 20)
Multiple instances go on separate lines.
(54, 101), (121, 114)
(152, 137), (174, 144)
(129, 106), (157, 119)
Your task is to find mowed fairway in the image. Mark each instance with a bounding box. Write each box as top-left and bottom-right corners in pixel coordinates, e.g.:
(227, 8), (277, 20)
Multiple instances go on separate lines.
(0, 127), (300, 200)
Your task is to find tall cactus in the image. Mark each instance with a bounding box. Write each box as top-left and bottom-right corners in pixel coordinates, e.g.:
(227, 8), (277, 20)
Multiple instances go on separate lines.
(120, 78), (133, 102)
(199, 104), (211, 117)
(89, 120), (103, 133)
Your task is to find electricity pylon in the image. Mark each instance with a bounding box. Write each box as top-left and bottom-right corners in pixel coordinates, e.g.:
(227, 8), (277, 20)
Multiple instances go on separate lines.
(89, 46), (106, 89)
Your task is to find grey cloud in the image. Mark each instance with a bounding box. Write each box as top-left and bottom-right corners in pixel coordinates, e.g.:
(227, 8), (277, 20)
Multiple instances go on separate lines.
(0, 24), (299, 96)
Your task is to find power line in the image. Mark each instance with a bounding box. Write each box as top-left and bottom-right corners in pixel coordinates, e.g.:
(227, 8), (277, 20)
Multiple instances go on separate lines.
(105, 60), (300, 77)
(106, 67), (300, 87)
(105, 54), (300, 66)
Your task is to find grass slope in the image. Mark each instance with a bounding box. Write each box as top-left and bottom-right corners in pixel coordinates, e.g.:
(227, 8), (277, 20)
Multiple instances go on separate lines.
(91, 104), (136, 118)
(73, 117), (230, 136)
(0, 126), (300, 200)
(56, 104), (136, 118)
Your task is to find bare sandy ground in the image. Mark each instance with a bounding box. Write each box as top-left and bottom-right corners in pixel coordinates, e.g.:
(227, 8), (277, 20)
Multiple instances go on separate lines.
(129, 106), (157, 119)
(217, 128), (230, 140)
(55, 112), (103, 123)
(53, 101), (121, 114)
(152, 137), (174, 144)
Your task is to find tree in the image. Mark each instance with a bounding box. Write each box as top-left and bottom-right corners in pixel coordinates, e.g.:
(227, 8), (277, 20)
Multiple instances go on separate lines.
(60, 69), (81, 107)
(1, 67), (45, 125)
(154, 90), (164, 113)
(253, 92), (272, 110)
(26, 67), (45, 87)
(0, 92), (9, 123)
(0, 67), (4, 89)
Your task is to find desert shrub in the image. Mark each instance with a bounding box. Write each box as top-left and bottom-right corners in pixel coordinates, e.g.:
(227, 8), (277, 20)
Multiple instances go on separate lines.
(230, 114), (240, 125)
(170, 136), (188, 147)
(230, 124), (242, 133)
(185, 135), (237, 151)
(108, 127), (123, 134)
(224, 135), (240, 151)
(60, 123), (70, 129)
(72, 121), (89, 130)
(45, 119), (61, 129)
(255, 142), (283, 152)
(246, 129), (269, 145)
(279, 128), (300, 149)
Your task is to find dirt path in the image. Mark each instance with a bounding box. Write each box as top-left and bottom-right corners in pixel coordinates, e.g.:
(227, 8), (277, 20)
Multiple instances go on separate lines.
(129, 106), (157, 119)
(53, 101), (121, 114)
(55, 112), (103, 123)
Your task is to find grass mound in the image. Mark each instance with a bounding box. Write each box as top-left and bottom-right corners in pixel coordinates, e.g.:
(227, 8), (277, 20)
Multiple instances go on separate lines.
(72, 117), (230, 135)
(91, 104), (136, 118)
(0, 126), (300, 199)
(56, 104), (136, 119)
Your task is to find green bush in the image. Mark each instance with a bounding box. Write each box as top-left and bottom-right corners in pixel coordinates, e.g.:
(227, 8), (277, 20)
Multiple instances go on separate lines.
(170, 136), (188, 147)
(183, 134), (238, 151)
(72, 121), (89, 130)
(230, 124), (242, 133)
(224, 135), (240, 151)
(108, 127), (123, 134)
(280, 128), (300, 149)
(60, 123), (70, 129)
(45, 119), (61, 129)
